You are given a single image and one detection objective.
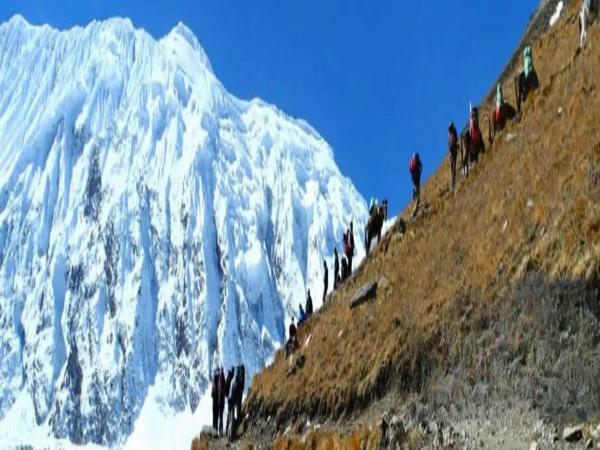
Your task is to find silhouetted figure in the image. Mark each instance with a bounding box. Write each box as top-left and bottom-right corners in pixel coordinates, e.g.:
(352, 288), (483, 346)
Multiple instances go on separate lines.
(349, 222), (355, 272)
(306, 290), (313, 317)
(409, 153), (422, 218)
(298, 303), (306, 325)
(322, 259), (329, 304)
(211, 369), (220, 432)
(286, 319), (299, 357)
(448, 122), (458, 191)
(341, 256), (349, 281)
(333, 247), (340, 289)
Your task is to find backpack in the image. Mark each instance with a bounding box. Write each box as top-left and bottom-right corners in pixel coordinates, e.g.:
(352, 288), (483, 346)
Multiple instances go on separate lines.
(469, 109), (481, 144)
(409, 153), (420, 174)
(343, 233), (350, 255)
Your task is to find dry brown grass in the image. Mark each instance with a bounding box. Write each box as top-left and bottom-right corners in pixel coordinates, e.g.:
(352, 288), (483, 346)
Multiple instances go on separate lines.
(243, 0), (600, 438)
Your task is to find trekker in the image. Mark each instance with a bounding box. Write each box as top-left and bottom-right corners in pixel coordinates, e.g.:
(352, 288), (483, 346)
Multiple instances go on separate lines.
(448, 122), (458, 190)
(306, 290), (313, 317)
(469, 107), (485, 162)
(333, 247), (340, 289)
(233, 365), (245, 438)
(322, 259), (329, 304)
(343, 230), (350, 274)
(515, 45), (540, 114)
(409, 152), (422, 218)
(286, 319), (299, 357)
(298, 303), (306, 325)
(341, 256), (349, 281)
(349, 222), (355, 272)
(226, 365), (245, 441)
(218, 367), (226, 437)
(211, 369), (220, 432)
(369, 197), (379, 216)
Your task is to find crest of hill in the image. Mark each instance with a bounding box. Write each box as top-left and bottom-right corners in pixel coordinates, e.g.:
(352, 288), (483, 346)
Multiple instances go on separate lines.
(236, 0), (600, 446)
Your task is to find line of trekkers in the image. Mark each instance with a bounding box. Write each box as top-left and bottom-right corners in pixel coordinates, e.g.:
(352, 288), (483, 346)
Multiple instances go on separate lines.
(211, 364), (245, 440)
(284, 44), (541, 360)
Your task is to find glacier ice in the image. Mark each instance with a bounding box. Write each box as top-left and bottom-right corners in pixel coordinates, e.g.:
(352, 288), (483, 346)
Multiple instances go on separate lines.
(0, 15), (367, 447)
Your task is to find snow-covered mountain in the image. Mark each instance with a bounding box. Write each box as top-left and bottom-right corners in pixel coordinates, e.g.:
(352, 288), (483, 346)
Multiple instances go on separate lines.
(0, 15), (367, 448)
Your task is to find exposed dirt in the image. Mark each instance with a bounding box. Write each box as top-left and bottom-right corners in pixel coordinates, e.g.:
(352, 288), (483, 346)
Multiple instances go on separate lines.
(192, 1), (600, 448)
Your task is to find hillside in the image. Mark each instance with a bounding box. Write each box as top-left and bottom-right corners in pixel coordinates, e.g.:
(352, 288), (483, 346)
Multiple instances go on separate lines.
(199, 1), (600, 448)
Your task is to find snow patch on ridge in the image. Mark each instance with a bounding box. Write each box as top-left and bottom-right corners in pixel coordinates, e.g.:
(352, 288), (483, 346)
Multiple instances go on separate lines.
(549, 1), (563, 26)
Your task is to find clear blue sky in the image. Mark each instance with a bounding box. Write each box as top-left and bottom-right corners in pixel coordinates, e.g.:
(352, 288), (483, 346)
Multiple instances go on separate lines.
(0, 0), (538, 216)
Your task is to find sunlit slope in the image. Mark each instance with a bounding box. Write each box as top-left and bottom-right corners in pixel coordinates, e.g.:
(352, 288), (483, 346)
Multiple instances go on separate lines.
(243, 0), (600, 437)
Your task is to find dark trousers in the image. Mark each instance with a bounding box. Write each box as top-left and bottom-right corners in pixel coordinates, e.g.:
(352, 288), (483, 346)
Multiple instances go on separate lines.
(517, 70), (539, 113)
(322, 283), (327, 304)
(218, 401), (225, 436)
(212, 401), (218, 431)
(450, 151), (457, 190)
(412, 174), (421, 217)
(226, 399), (234, 439)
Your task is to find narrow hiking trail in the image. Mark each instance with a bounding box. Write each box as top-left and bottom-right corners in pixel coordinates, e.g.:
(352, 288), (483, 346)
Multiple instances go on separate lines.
(195, 1), (600, 448)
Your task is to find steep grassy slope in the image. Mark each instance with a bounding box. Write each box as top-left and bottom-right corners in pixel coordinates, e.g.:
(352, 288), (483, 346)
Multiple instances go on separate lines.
(193, 2), (600, 448)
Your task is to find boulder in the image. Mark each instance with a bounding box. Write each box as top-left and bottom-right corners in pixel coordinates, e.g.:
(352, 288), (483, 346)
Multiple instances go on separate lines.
(349, 281), (377, 308)
(379, 276), (390, 290)
(586, 438), (593, 448)
(200, 425), (217, 437)
(530, 441), (539, 450)
(563, 425), (583, 442)
(304, 334), (312, 348)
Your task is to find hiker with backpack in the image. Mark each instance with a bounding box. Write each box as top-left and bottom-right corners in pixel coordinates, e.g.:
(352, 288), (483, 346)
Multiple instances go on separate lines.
(226, 365), (245, 441)
(515, 45), (540, 114)
(333, 247), (340, 289)
(306, 289), (313, 317)
(298, 303), (306, 325)
(409, 153), (423, 218)
(322, 259), (329, 304)
(448, 122), (459, 191)
(491, 83), (517, 141)
(343, 223), (355, 274)
(286, 318), (299, 357)
(341, 256), (349, 281)
(233, 365), (244, 439)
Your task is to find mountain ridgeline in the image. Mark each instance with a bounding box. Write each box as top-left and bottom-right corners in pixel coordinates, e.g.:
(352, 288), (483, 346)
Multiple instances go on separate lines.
(0, 16), (367, 446)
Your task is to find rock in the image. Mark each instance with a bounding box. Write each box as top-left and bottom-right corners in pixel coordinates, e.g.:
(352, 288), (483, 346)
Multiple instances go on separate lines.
(391, 218), (407, 235)
(388, 416), (406, 448)
(563, 425), (583, 442)
(349, 281), (378, 308)
(506, 132), (517, 142)
(303, 334), (312, 348)
(502, 220), (508, 232)
(527, 198), (534, 208)
(379, 276), (390, 290)
(530, 441), (539, 450)
(200, 425), (218, 438)
(558, 106), (563, 116)
(586, 438), (593, 448)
